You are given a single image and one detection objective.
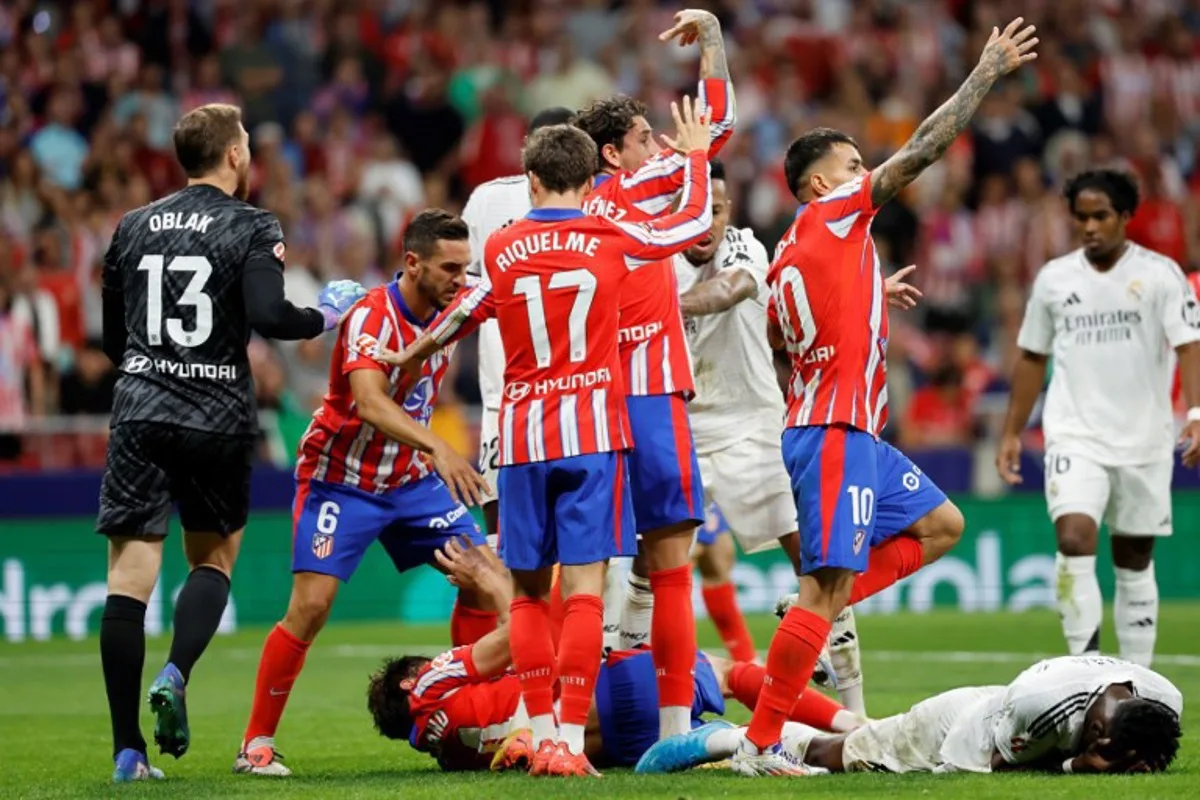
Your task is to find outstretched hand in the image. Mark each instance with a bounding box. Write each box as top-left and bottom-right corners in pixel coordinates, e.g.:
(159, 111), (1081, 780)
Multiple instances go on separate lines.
(979, 17), (1039, 77)
(886, 265), (922, 311)
(659, 95), (713, 155)
(658, 9), (719, 47)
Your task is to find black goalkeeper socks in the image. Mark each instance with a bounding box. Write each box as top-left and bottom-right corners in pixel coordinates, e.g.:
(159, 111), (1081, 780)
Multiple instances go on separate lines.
(101, 594), (148, 757)
(167, 566), (231, 683)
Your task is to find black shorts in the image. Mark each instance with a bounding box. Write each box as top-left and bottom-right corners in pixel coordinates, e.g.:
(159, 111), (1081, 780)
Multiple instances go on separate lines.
(96, 422), (255, 537)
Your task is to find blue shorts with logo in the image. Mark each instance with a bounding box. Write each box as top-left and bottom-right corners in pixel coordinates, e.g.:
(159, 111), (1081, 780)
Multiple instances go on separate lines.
(497, 451), (636, 571)
(626, 394), (705, 534)
(782, 425), (947, 575)
(292, 476), (483, 581)
(595, 648), (724, 766)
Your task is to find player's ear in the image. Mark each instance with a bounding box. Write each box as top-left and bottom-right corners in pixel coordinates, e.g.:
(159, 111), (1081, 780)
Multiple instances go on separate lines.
(399, 678), (415, 691)
(601, 143), (621, 171)
(581, 176), (594, 197)
(403, 250), (419, 274)
(528, 172), (543, 202)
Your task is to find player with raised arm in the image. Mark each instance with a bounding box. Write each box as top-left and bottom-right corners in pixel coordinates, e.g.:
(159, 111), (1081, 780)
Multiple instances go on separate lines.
(638, 654), (1181, 776)
(572, 8), (736, 739)
(649, 19), (1039, 777)
(997, 170), (1200, 668)
(376, 99), (714, 776)
(463, 106), (575, 550)
(97, 103), (364, 782)
(234, 210), (490, 777)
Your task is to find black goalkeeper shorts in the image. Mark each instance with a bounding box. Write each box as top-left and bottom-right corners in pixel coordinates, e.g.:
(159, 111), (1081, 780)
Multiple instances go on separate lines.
(96, 422), (255, 537)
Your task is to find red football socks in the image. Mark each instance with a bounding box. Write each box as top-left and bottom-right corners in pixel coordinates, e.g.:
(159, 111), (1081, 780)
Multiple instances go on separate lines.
(556, 594), (604, 727)
(701, 581), (757, 662)
(849, 535), (924, 605)
(450, 600), (499, 647)
(509, 597), (557, 720)
(649, 565), (697, 708)
(243, 623), (311, 743)
(728, 660), (846, 729)
(547, 576), (565, 652)
(744, 606), (831, 751)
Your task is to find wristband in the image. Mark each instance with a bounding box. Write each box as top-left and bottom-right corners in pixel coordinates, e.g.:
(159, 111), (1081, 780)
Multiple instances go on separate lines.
(1187, 407), (1200, 423)
(1061, 757), (1074, 774)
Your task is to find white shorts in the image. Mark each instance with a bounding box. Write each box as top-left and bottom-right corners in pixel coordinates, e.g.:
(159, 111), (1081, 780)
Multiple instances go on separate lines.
(696, 430), (796, 554)
(479, 406), (501, 506)
(1044, 451), (1172, 536)
(841, 686), (1004, 774)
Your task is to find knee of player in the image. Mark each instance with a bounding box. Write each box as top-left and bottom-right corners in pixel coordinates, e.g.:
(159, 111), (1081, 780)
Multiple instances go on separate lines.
(930, 501), (965, 546)
(284, 576), (338, 636)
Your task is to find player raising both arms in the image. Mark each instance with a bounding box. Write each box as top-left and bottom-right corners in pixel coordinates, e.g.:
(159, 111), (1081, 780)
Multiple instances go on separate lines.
(378, 100), (714, 776)
(997, 170), (1200, 667)
(97, 104), (364, 782)
(572, 7), (735, 739)
(662, 19), (1039, 777)
(234, 210), (490, 777)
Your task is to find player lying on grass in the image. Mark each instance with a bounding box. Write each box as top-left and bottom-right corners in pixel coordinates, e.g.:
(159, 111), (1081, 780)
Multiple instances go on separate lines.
(366, 539), (865, 772)
(637, 653), (1182, 776)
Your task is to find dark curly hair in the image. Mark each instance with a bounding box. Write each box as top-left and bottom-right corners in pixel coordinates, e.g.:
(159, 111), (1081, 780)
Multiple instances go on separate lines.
(1106, 698), (1182, 773)
(573, 95), (649, 171)
(1063, 169), (1141, 217)
(366, 655), (430, 740)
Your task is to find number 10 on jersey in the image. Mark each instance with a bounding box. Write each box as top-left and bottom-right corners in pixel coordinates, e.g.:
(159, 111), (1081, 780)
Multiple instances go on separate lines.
(513, 269), (597, 366)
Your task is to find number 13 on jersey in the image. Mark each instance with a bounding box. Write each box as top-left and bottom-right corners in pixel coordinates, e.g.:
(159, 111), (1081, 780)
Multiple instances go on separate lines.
(513, 268), (597, 366)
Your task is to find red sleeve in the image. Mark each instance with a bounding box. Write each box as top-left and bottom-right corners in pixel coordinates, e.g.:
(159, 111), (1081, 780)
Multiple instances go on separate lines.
(811, 172), (876, 224)
(411, 646), (480, 703)
(614, 77), (736, 216)
(615, 151), (712, 267)
(339, 297), (399, 376)
(427, 280), (494, 346)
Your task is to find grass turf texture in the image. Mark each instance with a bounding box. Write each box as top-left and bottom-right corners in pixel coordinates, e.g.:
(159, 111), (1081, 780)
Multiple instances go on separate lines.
(3, 606), (1200, 799)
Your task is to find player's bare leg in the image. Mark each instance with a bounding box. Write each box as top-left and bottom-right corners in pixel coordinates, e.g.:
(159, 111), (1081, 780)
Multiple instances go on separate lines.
(642, 522), (699, 740)
(602, 556), (632, 651)
(103, 535), (167, 782)
(148, 529), (241, 759)
(236, 571), (339, 776)
(1055, 513), (1103, 655)
(1111, 534), (1157, 666)
(695, 533), (757, 662)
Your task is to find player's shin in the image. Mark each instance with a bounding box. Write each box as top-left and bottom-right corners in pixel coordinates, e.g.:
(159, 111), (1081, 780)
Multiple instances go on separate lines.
(1055, 552), (1103, 654)
(243, 624), (311, 745)
(450, 594), (499, 647)
(167, 565), (231, 681)
(1114, 562), (1158, 666)
(649, 561), (697, 739)
(827, 607), (866, 716)
(556, 593), (604, 755)
(847, 535), (924, 605)
(602, 557), (631, 651)
(508, 594), (558, 746)
(619, 563), (654, 649)
(702, 581), (757, 662)
(102, 594), (150, 756)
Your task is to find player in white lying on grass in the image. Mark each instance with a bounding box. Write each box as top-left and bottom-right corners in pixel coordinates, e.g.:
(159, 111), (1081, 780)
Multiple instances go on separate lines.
(998, 169), (1200, 668)
(460, 105), (577, 547)
(637, 653), (1183, 776)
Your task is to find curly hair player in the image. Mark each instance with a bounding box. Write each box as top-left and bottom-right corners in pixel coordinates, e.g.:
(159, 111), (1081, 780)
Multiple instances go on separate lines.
(998, 169), (1200, 668)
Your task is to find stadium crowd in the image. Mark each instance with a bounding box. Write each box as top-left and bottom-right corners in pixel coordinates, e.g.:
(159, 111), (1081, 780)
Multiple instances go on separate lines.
(2, 0), (1200, 468)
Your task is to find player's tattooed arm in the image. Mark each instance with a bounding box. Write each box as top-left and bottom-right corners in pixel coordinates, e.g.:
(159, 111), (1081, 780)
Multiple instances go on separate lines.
(659, 10), (729, 80)
(870, 18), (1037, 208)
(680, 269), (757, 317)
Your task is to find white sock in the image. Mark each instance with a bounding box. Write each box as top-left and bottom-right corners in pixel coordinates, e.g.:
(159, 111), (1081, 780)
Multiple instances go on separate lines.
(659, 706), (691, 740)
(828, 607), (866, 716)
(780, 721), (821, 761)
(1055, 553), (1102, 654)
(831, 709), (866, 733)
(705, 726), (745, 758)
(560, 723), (586, 755)
(602, 558), (630, 651)
(619, 572), (654, 649)
(1114, 562), (1158, 667)
(531, 714), (557, 745)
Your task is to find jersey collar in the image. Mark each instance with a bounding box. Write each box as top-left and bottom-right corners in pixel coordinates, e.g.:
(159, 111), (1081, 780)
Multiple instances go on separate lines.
(794, 202), (809, 218)
(526, 208), (585, 221)
(388, 279), (436, 327)
(593, 172), (613, 186)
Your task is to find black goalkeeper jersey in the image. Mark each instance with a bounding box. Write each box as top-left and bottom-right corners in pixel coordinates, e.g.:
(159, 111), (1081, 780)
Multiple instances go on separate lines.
(102, 184), (317, 437)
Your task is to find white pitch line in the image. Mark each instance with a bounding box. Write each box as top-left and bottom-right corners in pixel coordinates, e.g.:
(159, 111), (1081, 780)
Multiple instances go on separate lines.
(2, 646), (1200, 669)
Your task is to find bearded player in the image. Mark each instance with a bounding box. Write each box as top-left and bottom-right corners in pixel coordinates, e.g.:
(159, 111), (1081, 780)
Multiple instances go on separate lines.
(650, 19), (1040, 776)
(234, 211), (490, 776)
(572, 8), (735, 740)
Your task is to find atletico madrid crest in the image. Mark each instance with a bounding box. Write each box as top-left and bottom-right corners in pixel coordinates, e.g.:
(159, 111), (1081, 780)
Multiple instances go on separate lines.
(312, 532), (334, 559)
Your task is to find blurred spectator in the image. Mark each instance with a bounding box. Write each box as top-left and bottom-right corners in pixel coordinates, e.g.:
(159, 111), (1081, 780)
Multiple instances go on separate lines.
(113, 64), (179, 150)
(29, 89), (88, 190)
(0, 266), (44, 448)
(358, 131), (425, 244)
(521, 35), (614, 117)
(58, 337), (115, 415)
(900, 364), (976, 450)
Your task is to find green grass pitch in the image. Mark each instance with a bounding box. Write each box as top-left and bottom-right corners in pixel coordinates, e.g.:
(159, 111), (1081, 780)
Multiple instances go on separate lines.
(3, 605), (1200, 799)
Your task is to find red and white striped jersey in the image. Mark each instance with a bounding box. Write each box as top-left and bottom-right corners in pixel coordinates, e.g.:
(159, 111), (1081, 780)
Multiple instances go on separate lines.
(408, 646), (526, 772)
(768, 172), (889, 435)
(582, 77), (736, 397)
(295, 282), (454, 493)
(427, 152), (713, 465)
